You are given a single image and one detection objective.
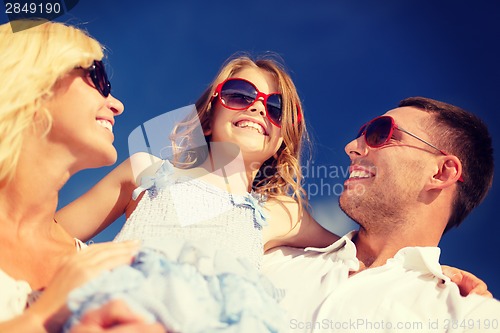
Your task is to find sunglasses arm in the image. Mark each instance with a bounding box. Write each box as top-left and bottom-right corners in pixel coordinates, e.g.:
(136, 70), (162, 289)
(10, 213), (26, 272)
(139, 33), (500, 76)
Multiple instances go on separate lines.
(396, 126), (444, 154)
(398, 126), (464, 182)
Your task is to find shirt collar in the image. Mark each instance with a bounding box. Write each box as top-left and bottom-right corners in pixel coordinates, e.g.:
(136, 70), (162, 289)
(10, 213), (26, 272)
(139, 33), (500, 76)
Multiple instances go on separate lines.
(304, 230), (357, 253)
(390, 246), (448, 281)
(303, 231), (449, 281)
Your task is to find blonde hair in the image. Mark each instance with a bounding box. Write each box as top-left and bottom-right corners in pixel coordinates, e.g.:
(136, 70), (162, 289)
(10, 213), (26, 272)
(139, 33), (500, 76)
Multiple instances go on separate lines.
(0, 20), (104, 184)
(172, 54), (310, 213)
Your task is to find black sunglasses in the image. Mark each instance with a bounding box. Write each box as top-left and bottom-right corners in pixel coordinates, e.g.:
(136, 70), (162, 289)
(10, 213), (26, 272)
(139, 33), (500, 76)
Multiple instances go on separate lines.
(81, 60), (111, 97)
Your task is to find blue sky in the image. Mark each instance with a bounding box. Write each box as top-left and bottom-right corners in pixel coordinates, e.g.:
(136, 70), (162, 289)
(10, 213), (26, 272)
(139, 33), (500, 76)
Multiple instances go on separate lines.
(2, 1), (499, 295)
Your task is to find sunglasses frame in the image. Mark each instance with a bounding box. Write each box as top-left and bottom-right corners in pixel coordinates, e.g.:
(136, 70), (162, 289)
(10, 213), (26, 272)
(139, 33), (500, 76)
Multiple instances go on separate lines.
(81, 60), (111, 98)
(357, 115), (464, 182)
(211, 78), (301, 128)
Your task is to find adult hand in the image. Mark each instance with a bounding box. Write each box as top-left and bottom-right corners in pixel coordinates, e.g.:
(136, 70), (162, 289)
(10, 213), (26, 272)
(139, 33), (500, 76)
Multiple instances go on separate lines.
(26, 241), (141, 332)
(69, 300), (165, 333)
(442, 265), (493, 297)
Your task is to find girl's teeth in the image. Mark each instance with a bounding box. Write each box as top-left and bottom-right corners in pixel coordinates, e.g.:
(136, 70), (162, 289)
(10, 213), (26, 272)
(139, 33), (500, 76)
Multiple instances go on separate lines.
(235, 120), (265, 134)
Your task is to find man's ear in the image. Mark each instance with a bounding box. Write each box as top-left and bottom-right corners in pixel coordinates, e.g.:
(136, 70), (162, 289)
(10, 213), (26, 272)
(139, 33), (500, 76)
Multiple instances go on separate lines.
(428, 155), (463, 190)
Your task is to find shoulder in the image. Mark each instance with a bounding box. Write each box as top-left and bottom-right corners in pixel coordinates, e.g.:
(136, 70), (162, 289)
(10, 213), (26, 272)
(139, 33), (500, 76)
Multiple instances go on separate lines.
(264, 195), (301, 229)
(263, 195), (340, 249)
(92, 153), (162, 190)
(129, 152), (163, 185)
(265, 195), (300, 217)
(262, 195), (303, 248)
(265, 195), (318, 228)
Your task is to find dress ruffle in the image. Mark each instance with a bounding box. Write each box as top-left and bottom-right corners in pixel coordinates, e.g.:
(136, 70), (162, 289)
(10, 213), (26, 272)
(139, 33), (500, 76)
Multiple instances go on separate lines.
(65, 247), (287, 333)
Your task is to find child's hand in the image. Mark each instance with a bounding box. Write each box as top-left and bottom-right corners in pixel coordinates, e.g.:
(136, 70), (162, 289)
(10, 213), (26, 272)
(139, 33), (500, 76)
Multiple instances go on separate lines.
(442, 265), (493, 297)
(69, 300), (165, 333)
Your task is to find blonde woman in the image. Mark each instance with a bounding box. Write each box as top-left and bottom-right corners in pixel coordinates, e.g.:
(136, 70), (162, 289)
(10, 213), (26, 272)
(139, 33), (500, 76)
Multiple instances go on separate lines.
(0, 20), (163, 333)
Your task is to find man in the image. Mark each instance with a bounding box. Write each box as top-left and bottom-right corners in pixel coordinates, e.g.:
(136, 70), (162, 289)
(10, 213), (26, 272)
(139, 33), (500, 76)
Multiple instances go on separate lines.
(263, 97), (499, 332)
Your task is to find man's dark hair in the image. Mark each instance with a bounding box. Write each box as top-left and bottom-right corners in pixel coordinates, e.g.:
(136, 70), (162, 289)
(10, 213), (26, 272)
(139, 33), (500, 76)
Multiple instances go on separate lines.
(398, 97), (494, 233)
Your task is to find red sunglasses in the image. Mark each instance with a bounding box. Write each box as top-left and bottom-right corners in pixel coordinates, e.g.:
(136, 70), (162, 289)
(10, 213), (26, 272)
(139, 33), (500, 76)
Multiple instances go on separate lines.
(211, 78), (301, 128)
(357, 116), (464, 182)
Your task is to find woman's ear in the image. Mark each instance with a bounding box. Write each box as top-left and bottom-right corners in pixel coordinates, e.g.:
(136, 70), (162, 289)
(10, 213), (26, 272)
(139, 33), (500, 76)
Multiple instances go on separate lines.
(428, 155), (463, 190)
(203, 125), (212, 136)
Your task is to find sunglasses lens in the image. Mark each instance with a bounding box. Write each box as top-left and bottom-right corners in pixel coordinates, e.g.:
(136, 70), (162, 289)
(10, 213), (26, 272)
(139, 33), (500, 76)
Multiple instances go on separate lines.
(365, 117), (392, 147)
(91, 61), (111, 97)
(266, 94), (282, 125)
(217, 78), (284, 127)
(220, 79), (257, 109)
(356, 124), (367, 139)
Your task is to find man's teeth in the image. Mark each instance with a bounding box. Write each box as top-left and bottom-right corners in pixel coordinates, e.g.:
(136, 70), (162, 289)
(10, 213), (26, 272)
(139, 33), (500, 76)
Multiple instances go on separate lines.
(349, 170), (373, 179)
(235, 120), (265, 135)
(97, 119), (113, 133)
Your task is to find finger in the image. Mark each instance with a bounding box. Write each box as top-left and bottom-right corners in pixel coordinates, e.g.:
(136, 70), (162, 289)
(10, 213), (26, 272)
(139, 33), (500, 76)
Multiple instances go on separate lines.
(91, 300), (145, 327)
(459, 271), (491, 297)
(78, 300), (166, 333)
(468, 279), (492, 298)
(49, 242), (141, 294)
(79, 241), (141, 261)
(80, 300), (143, 326)
(441, 265), (463, 284)
(68, 241), (141, 271)
(69, 324), (99, 333)
(110, 323), (166, 333)
(63, 241), (140, 267)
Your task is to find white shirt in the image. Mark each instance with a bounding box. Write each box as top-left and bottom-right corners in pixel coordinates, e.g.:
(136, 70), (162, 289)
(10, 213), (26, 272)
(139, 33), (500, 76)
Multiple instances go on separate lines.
(262, 232), (500, 333)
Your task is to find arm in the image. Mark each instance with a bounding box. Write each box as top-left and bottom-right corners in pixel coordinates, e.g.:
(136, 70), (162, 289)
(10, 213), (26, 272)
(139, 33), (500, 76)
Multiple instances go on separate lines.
(263, 195), (340, 251)
(56, 153), (162, 241)
(0, 241), (140, 333)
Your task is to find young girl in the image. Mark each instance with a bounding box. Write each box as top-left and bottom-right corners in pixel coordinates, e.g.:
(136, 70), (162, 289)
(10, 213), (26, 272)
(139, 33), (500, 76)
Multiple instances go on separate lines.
(59, 56), (337, 252)
(58, 55), (338, 332)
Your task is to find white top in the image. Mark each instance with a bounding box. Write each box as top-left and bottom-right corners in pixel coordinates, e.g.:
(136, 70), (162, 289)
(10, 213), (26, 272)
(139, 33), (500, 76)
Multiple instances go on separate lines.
(262, 232), (500, 333)
(115, 160), (267, 269)
(0, 239), (86, 321)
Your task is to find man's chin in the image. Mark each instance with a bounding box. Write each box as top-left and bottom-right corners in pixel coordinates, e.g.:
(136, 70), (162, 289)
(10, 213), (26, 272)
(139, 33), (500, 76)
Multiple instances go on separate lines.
(339, 195), (355, 220)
